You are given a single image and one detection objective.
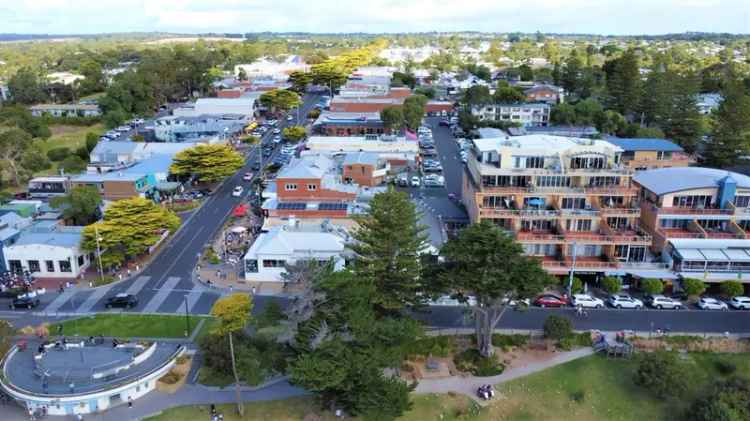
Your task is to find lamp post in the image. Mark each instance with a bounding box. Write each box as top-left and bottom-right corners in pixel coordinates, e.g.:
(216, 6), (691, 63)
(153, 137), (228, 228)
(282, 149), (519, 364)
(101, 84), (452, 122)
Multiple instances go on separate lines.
(183, 295), (190, 337)
(94, 225), (104, 285)
(567, 241), (577, 297)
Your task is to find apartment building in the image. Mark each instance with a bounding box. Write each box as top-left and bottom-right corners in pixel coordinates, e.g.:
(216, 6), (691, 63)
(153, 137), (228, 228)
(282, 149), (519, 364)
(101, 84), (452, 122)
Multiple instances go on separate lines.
(470, 103), (550, 127)
(605, 137), (692, 170)
(462, 134), (651, 275)
(312, 111), (389, 136)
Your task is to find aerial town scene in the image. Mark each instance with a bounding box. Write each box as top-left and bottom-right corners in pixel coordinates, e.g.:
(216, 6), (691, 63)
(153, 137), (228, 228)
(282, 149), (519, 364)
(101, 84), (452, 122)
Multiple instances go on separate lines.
(0, 1), (750, 420)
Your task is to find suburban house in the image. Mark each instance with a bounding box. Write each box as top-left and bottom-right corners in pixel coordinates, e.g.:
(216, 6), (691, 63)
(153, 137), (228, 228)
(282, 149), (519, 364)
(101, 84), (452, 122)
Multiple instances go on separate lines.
(470, 103), (550, 127)
(243, 221), (349, 283)
(87, 141), (196, 174)
(72, 155), (174, 201)
(462, 134), (651, 276)
(3, 221), (91, 279)
(524, 84), (564, 104)
(29, 104), (101, 117)
(604, 137), (692, 170)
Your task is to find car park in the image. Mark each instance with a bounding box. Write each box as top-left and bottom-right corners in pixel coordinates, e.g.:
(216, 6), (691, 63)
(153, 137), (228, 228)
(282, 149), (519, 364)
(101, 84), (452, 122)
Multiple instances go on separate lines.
(534, 294), (568, 308)
(232, 186), (244, 197)
(697, 297), (728, 310)
(608, 294), (644, 309)
(10, 295), (40, 310)
(729, 296), (750, 310)
(105, 293), (138, 309)
(645, 295), (683, 309)
(571, 294), (605, 309)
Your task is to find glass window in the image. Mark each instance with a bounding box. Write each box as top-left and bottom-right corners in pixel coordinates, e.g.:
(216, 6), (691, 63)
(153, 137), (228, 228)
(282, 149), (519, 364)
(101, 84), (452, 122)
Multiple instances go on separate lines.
(262, 259), (285, 268)
(8, 260), (21, 273)
(735, 196), (750, 208)
(78, 255), (84, 266)
(245, 259), (258, 273)
(45, 260), (55, 272)
(28, 260), (40, 272)
(59, 260), (72, 273)
(285, 184), (298, 191)
(307, 184), (317, 191)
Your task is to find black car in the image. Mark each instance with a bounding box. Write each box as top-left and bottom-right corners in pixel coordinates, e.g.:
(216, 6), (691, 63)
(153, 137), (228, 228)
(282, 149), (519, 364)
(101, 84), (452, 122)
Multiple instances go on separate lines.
(10, 296), (40, 309)
(105, 293), (138, 309)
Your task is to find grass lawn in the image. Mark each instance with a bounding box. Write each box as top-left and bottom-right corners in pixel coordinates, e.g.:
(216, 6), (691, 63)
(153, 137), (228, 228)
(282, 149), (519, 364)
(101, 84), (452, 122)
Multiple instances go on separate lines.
(34, 124), (105, 176)
(51, 314), (206, 339)
(194, 316), (221, 343)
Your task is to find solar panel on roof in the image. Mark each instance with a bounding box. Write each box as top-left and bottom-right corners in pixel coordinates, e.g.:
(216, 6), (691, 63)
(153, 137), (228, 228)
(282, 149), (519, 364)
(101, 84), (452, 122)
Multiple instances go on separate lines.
(277, 202), (306, 210)
(319, 203), (348, 211)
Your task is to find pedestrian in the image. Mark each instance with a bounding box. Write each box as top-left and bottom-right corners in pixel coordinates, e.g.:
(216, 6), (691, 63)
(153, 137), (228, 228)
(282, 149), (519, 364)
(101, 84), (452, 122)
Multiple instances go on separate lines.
(251, 286), (256, 295)
(28, 407), (35, 421)
(128, 396), (133, 409)
(89, 281), (93, 288)
(77, 413), (83, 421)
(58, 283), (64, 294)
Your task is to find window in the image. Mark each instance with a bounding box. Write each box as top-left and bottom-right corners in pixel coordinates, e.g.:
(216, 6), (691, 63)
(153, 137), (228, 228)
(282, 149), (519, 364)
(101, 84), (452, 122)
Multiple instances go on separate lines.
(59, 260), (72, 273)
(672, 195), (712, 208)
(566, 219), (592, 231)
(45, 260), (55, 272)
(245, 259), (258, 273)
(27, 260), (40, 272)
(570, 156), (605, 169)
(735, 196), (750, 208)
(561, 197), (586, 209)
(78, 255), (84, 266)
(537, 176), (570, 187)
(513, 156), (545, 169)
(8, 260), (21, 273)
(656, 151), (672, 160)
(307, 184), (317, 191)
(262, 259), (285, 268)
(285, 183), (298, 191)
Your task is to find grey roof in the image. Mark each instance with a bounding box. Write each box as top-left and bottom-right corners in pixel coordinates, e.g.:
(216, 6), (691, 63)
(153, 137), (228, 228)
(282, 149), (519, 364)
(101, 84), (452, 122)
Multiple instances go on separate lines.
(13, 222), (84, 248)
(91, 141), (139, 157)
(277, 155), (334, 179)
(605, 137), (684, 152)
(477, 128), (507, 139)
(343, 152), (379, 166)
(634, 167), (750, 195)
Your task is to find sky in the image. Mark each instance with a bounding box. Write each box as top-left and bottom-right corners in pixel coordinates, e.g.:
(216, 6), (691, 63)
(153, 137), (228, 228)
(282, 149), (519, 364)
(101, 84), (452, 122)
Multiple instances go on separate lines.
(1, 0), (749, 36)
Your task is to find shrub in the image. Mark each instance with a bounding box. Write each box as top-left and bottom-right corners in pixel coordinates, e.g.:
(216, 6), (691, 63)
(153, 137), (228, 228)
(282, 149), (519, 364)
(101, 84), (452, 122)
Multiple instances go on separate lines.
(453, 349), (504, 376)
(719, 281), (744, 298)
(75, 146), (90, 160)
(640, 278), (664, 295)
(47, 147), (71, 161)
(714, 360), (737, 376)
(543, 315), (573, 341)
(569, 390), (586, 403)
(159, 370), (181, 384)
(682, 278), (706, 297)
(491, 334), (529, 349)
(254, 301), (286, 329)
(634, 351), (688, 398)
(406, 336), (455, 358)
(601, 276), (622, 294)
(572, 332), (593, 347)
(59, 155), (87, 174)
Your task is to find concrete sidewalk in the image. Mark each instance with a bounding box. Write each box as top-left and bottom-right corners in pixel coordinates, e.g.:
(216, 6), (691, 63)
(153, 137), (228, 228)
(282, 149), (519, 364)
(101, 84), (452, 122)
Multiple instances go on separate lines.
(414, 347), (594, 398)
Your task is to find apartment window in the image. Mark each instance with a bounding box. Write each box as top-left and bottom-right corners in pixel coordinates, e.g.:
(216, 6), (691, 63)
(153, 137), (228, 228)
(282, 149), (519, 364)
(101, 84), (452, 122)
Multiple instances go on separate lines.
(285, 183), (298, 191)
(561, 197), (586, 209)
(566, 219), (592, 232)
(59, 260), (72, 273)
(569, 244), (601, 257)
(523, 244), (557, 256)
(45, 260), (55, 272)
(607, 217), (629, 230)
(570, 156), (605, 169)
(656, 151), (672, 160)
(601, 196), (625, 207)
(496, 176), (529, 187)
(245, 259), (258, 273)
(483, 196), (513, 208)
(513, 156), (545, 169)
(537, 176), (570, 187)
(735, 196), (750, 208)
(8, 260), (21, 273)
(262, 259), (285, 268)
(672, 195), (712, 208)
(521, 219), (554, 231)
(78, 255), (84, 266)
(27, 260), (40, 272)
(307, 184), (317, 191)
(660, 219), (690, 229)
(588, 176), (620, 187)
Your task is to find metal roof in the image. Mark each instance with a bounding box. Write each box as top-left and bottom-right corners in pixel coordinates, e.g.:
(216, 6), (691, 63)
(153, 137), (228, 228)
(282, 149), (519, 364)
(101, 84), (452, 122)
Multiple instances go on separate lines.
(634, 167), (750, 196)
(604, 137), (684, 152)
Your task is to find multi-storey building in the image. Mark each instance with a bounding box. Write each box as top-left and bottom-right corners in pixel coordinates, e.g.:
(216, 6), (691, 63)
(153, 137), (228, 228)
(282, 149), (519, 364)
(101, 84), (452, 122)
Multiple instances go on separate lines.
(462, 134), (651, 275)
(605, 137), (692, 170)
(470, 103), (550, 127)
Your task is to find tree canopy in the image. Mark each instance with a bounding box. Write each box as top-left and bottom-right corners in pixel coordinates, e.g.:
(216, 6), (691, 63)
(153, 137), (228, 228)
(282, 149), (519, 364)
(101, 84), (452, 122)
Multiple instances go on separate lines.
(282, 126), (307, 142)
(259, 89), (303, 113)
(50, 185), (102, 225)
(210, 293), (253, 336)
(170, 144), (244, 182)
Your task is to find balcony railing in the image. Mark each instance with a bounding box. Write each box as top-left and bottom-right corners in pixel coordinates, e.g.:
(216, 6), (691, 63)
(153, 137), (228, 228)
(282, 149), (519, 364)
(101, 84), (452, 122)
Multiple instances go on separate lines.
(655, 206), (734, 216)
(599, 207), (641, 215)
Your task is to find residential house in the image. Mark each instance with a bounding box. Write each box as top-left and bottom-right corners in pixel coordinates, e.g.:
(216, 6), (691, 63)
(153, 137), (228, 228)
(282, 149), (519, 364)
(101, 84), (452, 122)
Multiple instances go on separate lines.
(72, 155), (174, 201)
(470, 103), (550, 127)
(0, 212), (32, 273)
(29, 104), (101, 118)
(3, 221), (90, 279)
(605, 137), (692, 170)
(524, 84), (564, 104)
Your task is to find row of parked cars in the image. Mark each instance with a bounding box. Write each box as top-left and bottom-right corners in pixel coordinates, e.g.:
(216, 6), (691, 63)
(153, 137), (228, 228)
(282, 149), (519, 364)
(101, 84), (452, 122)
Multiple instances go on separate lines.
(9, 292), (138, 310)
(536, 292), (750, 310)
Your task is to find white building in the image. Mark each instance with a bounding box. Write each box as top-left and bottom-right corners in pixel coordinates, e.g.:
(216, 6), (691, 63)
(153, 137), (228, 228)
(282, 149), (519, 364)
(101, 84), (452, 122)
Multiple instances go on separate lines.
(172, 96), (261, 118)
(696, 93), (722, 115)
(471, 103), (551, 127)
(234, 56), (309, 81)
(46, 72), (84, 86)
(3, 221), (90, 279)
(243, 222), (349, 282)
(29, 104), (101, 118)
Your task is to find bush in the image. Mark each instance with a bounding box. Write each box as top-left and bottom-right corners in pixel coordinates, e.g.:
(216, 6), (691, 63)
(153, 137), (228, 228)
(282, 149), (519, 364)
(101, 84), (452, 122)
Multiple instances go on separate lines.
(453, 349), (504, 376)
(307, 109), (321, 119)
(159, 370), (182, 384)
(199, 331), (291, 386)
(634, 351), (688, 398)
(601, 276), (622, 294)
(75, 146), (90, 160)
(714, 360), (737, 376)
(405, 336), (456, 358)
(569, 389), (586, 403)
(47, 147), (71, 161)
(85, 132), (99, 152)
(491, 334), (529, 349)
(543, 315), (573, 341)
(572, 332), (592, 347)
(719, 281), (744, 298)
(640, 278), (664, 295)
(254, 301), (286, 329)
(682, 278), (706, 297)
(59, 155), (87, 174)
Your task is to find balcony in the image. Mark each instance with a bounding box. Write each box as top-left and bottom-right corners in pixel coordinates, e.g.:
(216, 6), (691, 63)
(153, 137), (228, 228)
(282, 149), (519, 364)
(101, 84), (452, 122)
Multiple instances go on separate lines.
(478, 208), (560, 218)
(516, 230), (566, 243)
(654, 206), (734, 216)
(598, 207), (641, 216)
(658, 228), (704, 239)
(539, 256), (620, 273)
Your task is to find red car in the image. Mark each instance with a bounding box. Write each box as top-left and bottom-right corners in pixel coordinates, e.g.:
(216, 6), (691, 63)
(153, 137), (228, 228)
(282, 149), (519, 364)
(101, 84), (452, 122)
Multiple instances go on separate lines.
(534, 294), (568, 308)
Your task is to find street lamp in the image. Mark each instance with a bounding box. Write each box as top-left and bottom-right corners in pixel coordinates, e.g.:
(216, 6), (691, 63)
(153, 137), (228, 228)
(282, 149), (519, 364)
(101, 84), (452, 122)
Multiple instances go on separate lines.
(94, 225), (104, 285)
(183, 295), (190, 337)
(567, 241), (577, 297)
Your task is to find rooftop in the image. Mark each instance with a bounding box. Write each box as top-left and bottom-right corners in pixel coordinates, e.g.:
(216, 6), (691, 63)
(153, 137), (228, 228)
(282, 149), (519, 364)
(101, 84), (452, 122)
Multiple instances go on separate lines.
(472, 134), (621, 154)
(634, 167), (750, 195)
(604, 137), (684, 152)
(13, 222), (84, 248)
(244, 222), (348, 258)
(342, 151), (379, 166)
(313, 111), (383, 126)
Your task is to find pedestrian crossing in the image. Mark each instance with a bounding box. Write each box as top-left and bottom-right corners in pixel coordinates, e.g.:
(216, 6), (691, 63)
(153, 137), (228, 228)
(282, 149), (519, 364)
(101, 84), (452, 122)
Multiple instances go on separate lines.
(35, 275), (219, 316)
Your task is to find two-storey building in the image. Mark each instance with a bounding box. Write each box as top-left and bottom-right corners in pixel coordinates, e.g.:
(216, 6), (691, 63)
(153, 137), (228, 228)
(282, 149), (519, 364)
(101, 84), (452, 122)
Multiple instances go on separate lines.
(470, 103), (550, 127)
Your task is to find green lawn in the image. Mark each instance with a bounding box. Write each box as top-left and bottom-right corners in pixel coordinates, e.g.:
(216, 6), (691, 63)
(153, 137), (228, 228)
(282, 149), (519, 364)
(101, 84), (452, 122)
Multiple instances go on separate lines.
(51, 314), (205, 339)
(34, 124), (105, 176)
(146, 353), (750, 421)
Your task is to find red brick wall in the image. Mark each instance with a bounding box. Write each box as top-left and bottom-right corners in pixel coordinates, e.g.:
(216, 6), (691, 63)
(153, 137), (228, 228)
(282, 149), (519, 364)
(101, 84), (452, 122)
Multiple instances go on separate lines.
(218, 89), (242, 98)
(343, 164), (376, 187)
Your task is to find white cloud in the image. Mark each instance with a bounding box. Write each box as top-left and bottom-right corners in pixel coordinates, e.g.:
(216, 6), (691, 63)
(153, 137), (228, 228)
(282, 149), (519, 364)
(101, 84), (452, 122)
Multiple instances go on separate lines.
(1, 0), (749, 34)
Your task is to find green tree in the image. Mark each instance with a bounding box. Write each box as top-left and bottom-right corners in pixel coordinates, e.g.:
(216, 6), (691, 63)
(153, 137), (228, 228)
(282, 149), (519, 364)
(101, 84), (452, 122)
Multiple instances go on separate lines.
(462, 85), (492, 106)
(437, 221), (552, 357)
(81, 197), (180, 268)
(686, 377), (750, 421)
(282, 126), (306, 142)
(59, 155), (87, 174)
(351, 188), (428, 312)
(640, 278), (664, 295)
(604, 49), (642, 116)
(85, 132), (99, 153)
(78, 59), (106, 94)
(103, 107), (127, 129)
(414, 86), (435, 99)
(704, 76), (750, 167)
(8, 67), (47, 104)
(594, 110), (627, 135)
(50, 186), (102, 225)
(210, 293), (253, 416)
(720, 281), (744, 298)
(170, 144), (244, 182)
(601, 276), (622, 294)
(402, 94), (428, 131)
(634, 351), (688, 399)
(391, 71), (417, 88)
(494, 86), (525, 103)
(562, 50), (583, 97)
(259, 89), (302, 113)
(551, 103), (576, 125)
(543, 315), (573, 341)
(288, 71), (312, 93)
(0, 105), (51, 138)
(380, 106), (405, 131)
(682, 278), (707, 297)
(0, 128), (34, 186)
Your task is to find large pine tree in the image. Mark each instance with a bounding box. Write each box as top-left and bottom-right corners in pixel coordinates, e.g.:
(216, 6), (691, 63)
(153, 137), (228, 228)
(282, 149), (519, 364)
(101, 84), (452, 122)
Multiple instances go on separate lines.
(703, 73), (750, 168)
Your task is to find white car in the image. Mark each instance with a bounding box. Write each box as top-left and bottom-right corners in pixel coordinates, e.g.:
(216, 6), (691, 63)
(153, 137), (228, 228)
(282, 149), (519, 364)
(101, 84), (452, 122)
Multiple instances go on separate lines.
(273, 135), (282, 143)
(608, 294), (644, 309)
(231, 186), (244, 197)
(272, 128), (281, 135)
(729, 296), (750, 310)
(571, 294), (605, 309)
(115, 125), (131, 132)
(697, 297), (728, 310)
(647, 295), (683, 310)
(242, 172), (253, 181)
(410, 176), (420, 187)
(286, 115), (294, 121)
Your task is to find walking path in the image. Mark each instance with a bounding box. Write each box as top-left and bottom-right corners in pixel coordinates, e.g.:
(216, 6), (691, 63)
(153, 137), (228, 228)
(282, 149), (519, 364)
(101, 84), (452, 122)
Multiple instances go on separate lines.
(414, 347), (594, 399)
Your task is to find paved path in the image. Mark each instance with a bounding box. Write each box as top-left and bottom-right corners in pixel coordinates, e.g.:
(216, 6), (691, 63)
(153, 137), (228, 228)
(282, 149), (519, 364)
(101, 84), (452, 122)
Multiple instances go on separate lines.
(414, 347), (594, 399)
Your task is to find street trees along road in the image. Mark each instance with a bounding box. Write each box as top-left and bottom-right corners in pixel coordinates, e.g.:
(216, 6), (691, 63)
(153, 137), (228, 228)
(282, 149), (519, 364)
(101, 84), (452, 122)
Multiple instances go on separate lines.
(169, 144), (244, 183)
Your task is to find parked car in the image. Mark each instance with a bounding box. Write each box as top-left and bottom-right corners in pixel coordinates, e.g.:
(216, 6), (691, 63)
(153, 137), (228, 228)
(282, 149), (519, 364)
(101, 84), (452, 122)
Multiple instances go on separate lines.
(286, 115), (294, 121)
(697, 297), (728, 310)
(571, 294), (604, 309)
(232, 186), (244, 197)
(397, 175), (409, 187)
(115, 125), (131, 132)
(534, 294), (568, 308)
(410, 176), (421, 187)
(423, 174), (445, 187)
(10, 296), (40, 310)
(729, 296), (750, 310)
(645, 295), (683, 309)
(243, 172), (254, 181)
(608, 294), (644, 309)
(105, 293), (138, 309)
(272, 128), (281, 135)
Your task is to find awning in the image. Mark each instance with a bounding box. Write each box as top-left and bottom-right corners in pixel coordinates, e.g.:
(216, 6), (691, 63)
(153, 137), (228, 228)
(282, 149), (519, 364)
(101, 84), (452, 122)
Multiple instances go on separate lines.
(230, 226), (247, 233)
(626, 269), (679, 280)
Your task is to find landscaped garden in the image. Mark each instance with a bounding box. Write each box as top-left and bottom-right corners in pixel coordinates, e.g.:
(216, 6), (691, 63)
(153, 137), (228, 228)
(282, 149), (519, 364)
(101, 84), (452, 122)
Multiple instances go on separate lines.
(50, 314), (207, 338)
